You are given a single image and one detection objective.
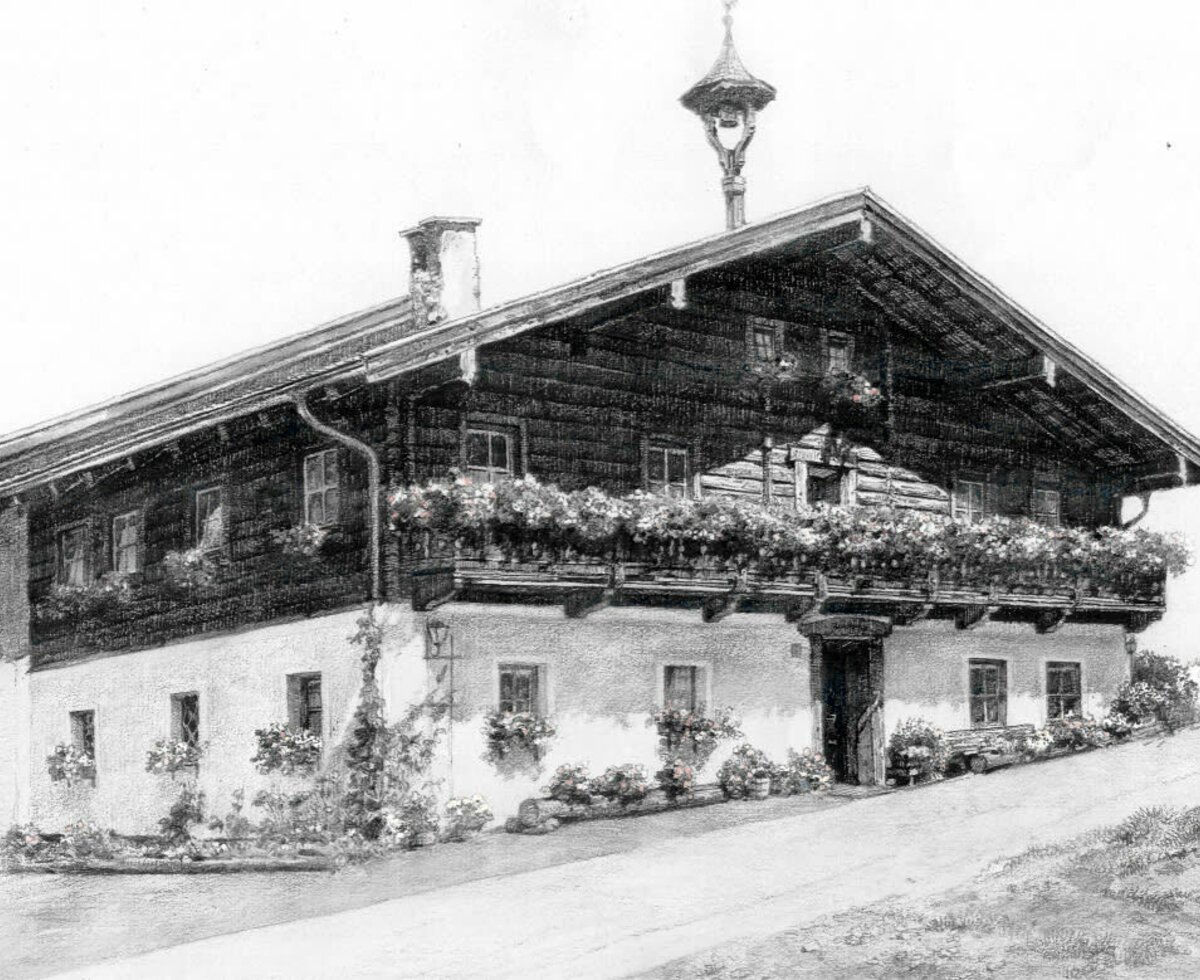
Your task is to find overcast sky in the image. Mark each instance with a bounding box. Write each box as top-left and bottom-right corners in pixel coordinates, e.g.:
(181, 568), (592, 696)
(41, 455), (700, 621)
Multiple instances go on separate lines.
(3, 1), (1199, 650)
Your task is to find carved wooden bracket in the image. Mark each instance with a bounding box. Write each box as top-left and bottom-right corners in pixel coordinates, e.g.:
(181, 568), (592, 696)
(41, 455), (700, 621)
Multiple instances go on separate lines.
(954, 605), (995, 631)
(1034, 608), (1069, 634)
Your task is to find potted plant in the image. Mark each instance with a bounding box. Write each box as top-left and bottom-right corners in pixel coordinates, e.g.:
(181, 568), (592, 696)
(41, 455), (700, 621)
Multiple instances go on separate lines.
(587, 764), (649, 804)
(443, 795), (493, 842)
(544, 764), (594, 804)
(655, 758), (695, 802)
(887, 718), (948, 783)
(250, 723), (323, 776)
(484, 710), (557, 764)
(145, 737), (203, 778)
(717, 743), (773, 800)
(46, 743), (95, 786)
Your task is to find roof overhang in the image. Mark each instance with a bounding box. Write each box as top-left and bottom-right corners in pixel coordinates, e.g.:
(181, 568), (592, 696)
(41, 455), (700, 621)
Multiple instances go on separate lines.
(1, 188), (1197, 497)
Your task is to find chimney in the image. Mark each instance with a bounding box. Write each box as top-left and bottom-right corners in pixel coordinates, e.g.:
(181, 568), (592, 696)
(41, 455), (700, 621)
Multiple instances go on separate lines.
(400, 217), (482, 326)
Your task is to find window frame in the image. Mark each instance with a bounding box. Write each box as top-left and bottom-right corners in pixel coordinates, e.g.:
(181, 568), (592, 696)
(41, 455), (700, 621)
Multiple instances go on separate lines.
(460, 414), (526, 483)
(745, 316), (786, 365)
(821, 328), (854, 377)
(287, 672), (324, 736)
(56, 522), (93, 587)
(194, 486), (226, 553)
(644, 441), (691, 498)
(952, 478), (987, 523)
(657, 662), (710, 711)
(171, 692), (201, 749)
(1032, 487), (1062, 526)
(968, 659), (1008, 728)
(111, 509), (143, 575)
(303, 449), (341, 527)
(1046, 661), (1082, 720)
(464, 427), (514, 484)
(497, 663), (543, 716)
(69, 709), (96, 761)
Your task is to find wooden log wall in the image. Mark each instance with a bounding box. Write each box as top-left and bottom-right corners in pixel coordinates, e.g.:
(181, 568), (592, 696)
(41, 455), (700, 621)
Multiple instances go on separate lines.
(27, 386), (395, 665)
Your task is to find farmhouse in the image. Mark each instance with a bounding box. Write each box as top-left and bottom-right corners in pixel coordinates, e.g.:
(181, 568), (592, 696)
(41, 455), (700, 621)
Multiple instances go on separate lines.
(0, 16), (1194, 830)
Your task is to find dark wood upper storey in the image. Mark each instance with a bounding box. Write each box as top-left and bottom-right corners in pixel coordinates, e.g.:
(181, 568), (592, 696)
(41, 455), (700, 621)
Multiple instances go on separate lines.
(3, 190), (1196, 665)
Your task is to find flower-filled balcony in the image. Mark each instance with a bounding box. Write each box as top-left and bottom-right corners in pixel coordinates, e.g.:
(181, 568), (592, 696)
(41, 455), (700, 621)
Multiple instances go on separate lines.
(390, 477), (1189, 629)
(29, 524), (367, 665)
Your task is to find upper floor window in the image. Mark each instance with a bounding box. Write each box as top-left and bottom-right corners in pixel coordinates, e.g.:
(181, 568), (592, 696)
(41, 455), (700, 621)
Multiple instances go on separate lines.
(746, 317), (785, 364)
(1032, 488), (1061, 526)
(969, 659), (1007, 728)
(303, 450), (340, 526)
(647, 444), (689, 498)
(825, 332), (852, 376)
(499, 663), (542, 715)
(112, 510), (141, 575)
(195, 487), (225, 552)
(58, 525), (91, 587)
(952, 480), (986, 523)
(1046, 662), (1081, 720)
(465, 428), (513, 484)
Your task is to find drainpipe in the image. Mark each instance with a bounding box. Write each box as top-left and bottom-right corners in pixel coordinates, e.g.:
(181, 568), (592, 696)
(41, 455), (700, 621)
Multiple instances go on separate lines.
(1121, 491), (1153, 530)
(292, 392), (382, 601)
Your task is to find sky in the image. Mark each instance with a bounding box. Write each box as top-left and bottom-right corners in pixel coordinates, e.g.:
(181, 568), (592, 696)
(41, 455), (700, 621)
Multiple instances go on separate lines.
(2, 0), (1199, 653)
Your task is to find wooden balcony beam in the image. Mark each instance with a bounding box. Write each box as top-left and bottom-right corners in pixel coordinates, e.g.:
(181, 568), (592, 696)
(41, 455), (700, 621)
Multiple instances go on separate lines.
(564, 587), (614, 619)
(1034, 607), (1069, 634)
(954, 604), (997, 630)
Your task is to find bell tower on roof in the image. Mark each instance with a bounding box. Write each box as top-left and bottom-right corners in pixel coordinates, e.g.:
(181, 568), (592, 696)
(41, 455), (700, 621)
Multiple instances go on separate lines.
(680, 0), (776, 230)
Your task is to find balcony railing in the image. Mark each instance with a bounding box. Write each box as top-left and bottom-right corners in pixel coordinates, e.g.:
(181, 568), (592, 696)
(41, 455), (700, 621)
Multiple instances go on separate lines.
(390, 478), (1187, 625)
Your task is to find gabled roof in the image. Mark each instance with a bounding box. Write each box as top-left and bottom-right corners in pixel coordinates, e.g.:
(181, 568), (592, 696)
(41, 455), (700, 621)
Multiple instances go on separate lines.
(1, 188), (1197, 495)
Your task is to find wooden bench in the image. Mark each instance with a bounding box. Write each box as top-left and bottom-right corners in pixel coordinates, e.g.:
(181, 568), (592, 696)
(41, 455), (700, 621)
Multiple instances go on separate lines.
(945, 724), (1035, 772)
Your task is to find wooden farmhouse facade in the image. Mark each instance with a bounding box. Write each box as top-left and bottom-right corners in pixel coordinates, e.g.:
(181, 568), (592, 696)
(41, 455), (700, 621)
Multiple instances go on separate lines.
(0, 190), (1196, 829)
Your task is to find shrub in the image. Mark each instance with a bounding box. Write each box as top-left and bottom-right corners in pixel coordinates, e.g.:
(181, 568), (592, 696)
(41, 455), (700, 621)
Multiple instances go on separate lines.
(145, 738), (203, 776)
(717, 743), (773, 799)
(652, 706), (742, 770)
(444, 795), (493, 840)
(655, 758), (695, 801)
(588, 764), (649, 804)
(159, 785), (205, 843)
(484, 710), (557, 764)
(1043, 716), (1112, 750)
(46, 743), (95, 785)
(888, 719), (948, 779)
(251, 723), (323, 776)
(1109, 651), (1199, 729)
(775, 748), (834, 794)
(544, 764), (593, 804)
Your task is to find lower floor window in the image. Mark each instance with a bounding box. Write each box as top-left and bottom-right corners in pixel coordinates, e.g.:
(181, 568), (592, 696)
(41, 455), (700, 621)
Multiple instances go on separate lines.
(969, 659), (1007, 727)
(287, 673), (323, 734)
(172, 692), (201, 747)
(663, 665), (700, 711)
(70, 709), (96, 760)
(1046, 661), (1082, 719)
(498, 664), (541, 715)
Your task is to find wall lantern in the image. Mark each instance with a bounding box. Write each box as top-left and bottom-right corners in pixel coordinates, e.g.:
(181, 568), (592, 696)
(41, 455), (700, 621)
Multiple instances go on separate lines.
(425, 616), (452, 660)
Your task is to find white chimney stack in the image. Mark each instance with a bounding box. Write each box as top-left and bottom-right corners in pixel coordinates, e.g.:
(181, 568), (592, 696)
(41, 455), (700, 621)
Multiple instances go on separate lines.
(400, 217), (482, 326)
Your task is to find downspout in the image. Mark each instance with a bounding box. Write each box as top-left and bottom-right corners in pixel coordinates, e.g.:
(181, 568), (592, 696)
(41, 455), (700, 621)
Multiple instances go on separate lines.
(292, 392), (382, 601)
(1121, 491), (1153, 530)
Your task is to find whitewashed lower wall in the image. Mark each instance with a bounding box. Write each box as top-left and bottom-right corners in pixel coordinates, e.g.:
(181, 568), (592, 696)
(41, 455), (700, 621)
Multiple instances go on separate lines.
(12, 603), (1136, 833)
(427, 604), (814, 822)
(0, 658), (30, 827)
(883, 620), (1130, 736)
(27, 607), (423, 835)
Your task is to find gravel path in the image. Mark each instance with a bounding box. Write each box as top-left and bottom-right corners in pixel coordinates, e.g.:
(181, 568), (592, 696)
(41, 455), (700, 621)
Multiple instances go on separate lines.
(29, 729), (1200, 980)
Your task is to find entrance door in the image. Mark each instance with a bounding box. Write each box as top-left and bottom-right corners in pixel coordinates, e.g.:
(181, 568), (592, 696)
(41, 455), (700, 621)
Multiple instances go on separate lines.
(820, 640), (883, 785)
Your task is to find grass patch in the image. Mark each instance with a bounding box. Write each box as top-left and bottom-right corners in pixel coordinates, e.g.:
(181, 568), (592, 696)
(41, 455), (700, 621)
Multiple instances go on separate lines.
(644, 806), (1200, 979)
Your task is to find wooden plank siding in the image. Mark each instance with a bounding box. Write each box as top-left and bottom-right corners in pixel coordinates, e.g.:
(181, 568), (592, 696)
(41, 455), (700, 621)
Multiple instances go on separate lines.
(27, 388), (397, 667)
(25, 272), (1128, 664)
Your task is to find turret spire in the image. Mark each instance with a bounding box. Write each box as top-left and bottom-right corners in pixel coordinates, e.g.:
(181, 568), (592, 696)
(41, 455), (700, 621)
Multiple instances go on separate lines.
(680, 1), (776, 230)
